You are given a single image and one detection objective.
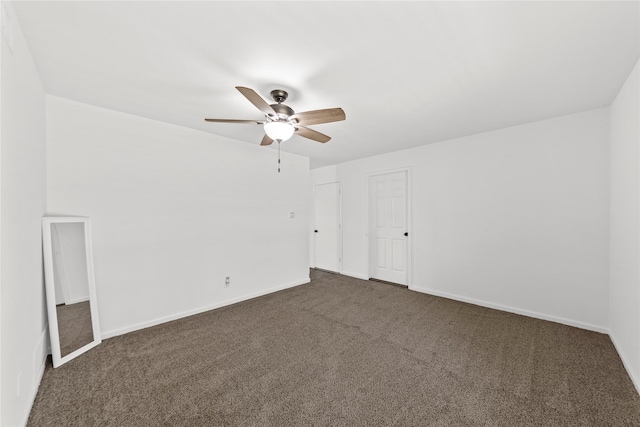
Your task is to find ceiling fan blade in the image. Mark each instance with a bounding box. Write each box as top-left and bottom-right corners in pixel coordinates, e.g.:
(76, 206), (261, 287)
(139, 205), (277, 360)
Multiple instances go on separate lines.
(290, 108), (345, 126)
(236, 86), (276, 117)
(260, 134), (274, 146)
(205, 118), (265, 124)
(295, 126), (331, 143)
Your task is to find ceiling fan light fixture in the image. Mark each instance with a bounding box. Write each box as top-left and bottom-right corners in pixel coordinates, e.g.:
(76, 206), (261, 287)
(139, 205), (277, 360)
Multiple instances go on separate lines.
(205, 86), (345, 146)
(264, 121), (295, 142)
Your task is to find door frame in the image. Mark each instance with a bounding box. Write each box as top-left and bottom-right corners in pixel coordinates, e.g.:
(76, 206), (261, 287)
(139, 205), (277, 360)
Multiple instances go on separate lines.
(312, 181), (342, 272)
(365, 167), (412, 286)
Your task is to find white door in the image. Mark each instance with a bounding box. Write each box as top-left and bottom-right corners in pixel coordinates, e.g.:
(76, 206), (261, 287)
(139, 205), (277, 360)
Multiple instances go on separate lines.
(314, 182), (340, 272)
(369, 171), (408, 285)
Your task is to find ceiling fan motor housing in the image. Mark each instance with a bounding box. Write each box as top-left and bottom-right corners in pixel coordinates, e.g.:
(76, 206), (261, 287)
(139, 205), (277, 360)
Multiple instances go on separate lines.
(270, 103), (295, 119)
(268, 90), (294, 119)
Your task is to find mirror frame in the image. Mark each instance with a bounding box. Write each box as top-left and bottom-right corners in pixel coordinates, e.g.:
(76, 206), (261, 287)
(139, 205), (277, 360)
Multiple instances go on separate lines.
(42, 216), (102, 367)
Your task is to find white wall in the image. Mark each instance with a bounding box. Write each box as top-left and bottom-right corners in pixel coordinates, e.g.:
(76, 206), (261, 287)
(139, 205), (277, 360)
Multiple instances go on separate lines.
(46, 96), (310, 338)
(0, 3), (48, 425)
(325, 108), (610, 332)
(609, 58), (640, 392)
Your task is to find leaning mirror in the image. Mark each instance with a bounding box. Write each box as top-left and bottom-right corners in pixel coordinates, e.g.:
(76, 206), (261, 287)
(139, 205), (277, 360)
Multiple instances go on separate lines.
(42, 217), (101, 367)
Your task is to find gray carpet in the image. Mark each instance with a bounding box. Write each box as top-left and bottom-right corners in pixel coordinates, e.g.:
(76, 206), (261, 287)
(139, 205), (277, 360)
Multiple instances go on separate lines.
(56, 301), (94, 357)
(28, 270), (640, 426)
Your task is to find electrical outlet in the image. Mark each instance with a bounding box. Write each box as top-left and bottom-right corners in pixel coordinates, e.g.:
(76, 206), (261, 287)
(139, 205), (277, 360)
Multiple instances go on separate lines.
(225, 276), (230, 287)
(289, 211), (295, 219)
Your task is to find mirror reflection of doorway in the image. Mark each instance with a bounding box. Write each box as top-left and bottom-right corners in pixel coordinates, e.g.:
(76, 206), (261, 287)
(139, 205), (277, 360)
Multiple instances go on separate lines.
(368, 170), (409, 286)
(50, 223), (94, 357)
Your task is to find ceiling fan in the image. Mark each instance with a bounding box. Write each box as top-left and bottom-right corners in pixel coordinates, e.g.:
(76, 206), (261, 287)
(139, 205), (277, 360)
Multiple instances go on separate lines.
(205, 86), (346, 146)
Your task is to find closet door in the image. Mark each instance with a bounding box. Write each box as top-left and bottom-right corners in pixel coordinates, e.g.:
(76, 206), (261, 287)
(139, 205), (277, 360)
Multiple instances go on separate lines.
(314, 182), (340, 272)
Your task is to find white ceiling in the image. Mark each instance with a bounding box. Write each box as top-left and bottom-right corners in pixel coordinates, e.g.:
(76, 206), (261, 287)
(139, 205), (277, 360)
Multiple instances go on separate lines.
(12, 1), (640, 168)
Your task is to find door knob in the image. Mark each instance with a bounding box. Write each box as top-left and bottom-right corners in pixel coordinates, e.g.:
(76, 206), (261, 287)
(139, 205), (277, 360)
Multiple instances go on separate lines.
(404, 232), (408, 237)
(314, 230), (318, 233)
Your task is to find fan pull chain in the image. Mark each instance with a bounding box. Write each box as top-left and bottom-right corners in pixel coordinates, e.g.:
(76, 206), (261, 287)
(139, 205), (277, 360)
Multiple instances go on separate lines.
(278, 140), (281, 173)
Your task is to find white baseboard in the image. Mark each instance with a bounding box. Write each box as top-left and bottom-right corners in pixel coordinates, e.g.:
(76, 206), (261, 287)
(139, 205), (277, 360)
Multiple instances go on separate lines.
(340, 271), (369, 281)
(102, 278), (310, 339)
(410, 285), (608, 334)
(66, 296), (90, 304)
(609, 331), (640, 396)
